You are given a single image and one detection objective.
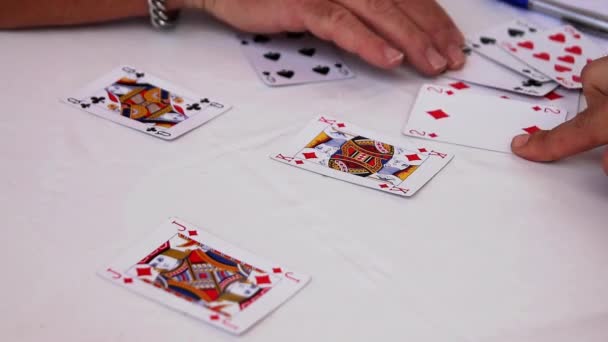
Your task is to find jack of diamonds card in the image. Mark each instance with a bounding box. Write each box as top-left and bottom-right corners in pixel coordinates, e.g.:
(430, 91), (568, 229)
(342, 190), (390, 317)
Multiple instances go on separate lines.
(62, 66), (231, 140)
(271, 116), (454, 197)
(99, 217), (310, 335)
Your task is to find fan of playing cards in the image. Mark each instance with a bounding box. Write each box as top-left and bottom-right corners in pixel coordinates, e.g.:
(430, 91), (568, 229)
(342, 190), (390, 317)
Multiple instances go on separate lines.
(59, 18), (606, 335)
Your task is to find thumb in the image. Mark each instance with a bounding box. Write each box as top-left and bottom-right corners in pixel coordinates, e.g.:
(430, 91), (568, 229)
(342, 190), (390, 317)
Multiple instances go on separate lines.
(511, 106), (608, 162)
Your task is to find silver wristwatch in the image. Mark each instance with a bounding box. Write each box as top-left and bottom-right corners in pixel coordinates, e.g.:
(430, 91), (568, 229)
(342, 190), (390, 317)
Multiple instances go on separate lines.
(148, 0), (180, 30)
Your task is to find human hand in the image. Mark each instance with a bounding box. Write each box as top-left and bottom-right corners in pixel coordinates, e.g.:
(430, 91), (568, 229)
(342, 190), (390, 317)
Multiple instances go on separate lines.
(511, 56), (608, 175)
(186, 0), (465, 75)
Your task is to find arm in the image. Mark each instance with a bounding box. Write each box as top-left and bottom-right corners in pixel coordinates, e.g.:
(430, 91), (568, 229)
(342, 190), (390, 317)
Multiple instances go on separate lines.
(0, 0), (183, 29)
(1, 0), (466, 76)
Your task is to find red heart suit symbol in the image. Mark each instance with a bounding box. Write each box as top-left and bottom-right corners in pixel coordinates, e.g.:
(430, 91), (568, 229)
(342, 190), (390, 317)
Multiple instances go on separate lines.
(565, 45), (582, 55)
(557, 55), (575, 64)
(554, 64), (572, 72)
(572, 75), (582, 83)
(518, 41), (534, 49)
(533, 52), (550, 61)
(549, 33), (566, 43)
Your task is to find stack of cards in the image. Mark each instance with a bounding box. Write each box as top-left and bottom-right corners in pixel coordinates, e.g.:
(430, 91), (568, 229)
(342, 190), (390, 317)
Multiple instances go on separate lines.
(100, 218), (310, 335)
(450, 19), (606, 92)
(412, 18), (607, 154)
(502, 25), (606, 89)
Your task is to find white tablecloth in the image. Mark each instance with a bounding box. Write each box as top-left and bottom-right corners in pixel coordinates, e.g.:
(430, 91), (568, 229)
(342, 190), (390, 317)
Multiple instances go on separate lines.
(1, 1), (607, 341)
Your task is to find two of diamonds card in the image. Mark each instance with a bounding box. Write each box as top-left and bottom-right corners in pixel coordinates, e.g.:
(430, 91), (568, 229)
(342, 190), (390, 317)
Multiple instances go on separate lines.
(99, 217), (310, 335)
(433, 79), (581, 120)
(62, 66), (231, 140)
(503, 25), (607, 89)
(271, 116), (454, 197)
(239, 33), (355, 86)
(403, 84), (568, 153)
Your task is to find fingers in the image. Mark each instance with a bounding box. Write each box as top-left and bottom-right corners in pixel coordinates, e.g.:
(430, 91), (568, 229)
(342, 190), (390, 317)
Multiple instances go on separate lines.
(336, 0), (449, 75)
(581, 56), (608, 108)
(511, 105), (608, 162)
(394, 0), (466, 69)
(297, 0), (404, 69)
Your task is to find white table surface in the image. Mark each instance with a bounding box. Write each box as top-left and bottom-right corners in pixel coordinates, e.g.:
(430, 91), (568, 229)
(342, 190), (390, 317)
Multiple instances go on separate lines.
(1, 1), (607, 341)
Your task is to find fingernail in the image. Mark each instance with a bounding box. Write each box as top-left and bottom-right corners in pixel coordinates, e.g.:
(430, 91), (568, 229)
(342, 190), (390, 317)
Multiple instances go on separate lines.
(425, 47), (448, 71)
(384, 46), (404, 65)
(512, 134), (530, 149)
(447, 44), (466, 68)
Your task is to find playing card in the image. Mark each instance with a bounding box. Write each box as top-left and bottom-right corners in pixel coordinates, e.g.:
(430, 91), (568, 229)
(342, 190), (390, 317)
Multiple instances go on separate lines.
(445, 47), (559, 97)
(239, 32), (355, 87)
(62, 66), (231, 140)
(271, 115), (454, 197)
(403, 84), (568, 153)
(503, 25), (607, 89)
(99, 217), (310, 335)
(434, 79), (581, 120)
(468, 19), (551, 82)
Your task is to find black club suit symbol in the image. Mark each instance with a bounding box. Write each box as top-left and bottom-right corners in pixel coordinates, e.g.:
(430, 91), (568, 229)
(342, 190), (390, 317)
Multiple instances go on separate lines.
(187, 103), (202, 111)
(90, 96), (105, 104)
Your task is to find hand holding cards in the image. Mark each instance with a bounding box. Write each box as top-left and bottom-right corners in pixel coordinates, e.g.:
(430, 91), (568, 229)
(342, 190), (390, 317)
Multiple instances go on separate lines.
(99, 217), (310, 335)
(62, 66), (232, 140)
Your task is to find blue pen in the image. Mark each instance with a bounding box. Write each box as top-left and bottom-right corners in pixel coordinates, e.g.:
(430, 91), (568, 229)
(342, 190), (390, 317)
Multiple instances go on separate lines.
(499, 0), (608, 33)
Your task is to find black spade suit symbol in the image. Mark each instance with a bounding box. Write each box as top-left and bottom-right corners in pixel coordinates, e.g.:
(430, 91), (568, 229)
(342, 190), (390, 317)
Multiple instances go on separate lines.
(146, 127), (157, 132)
(264, 52), (281, 61)
(508, 28), (525, 37)
(480, 36), (497, 45)
(522, 79), (542, 87)
(313, 65), (330, 75)
(277, 70), (295, 79)
(462, 46), (473, 55)
(298, 48), (316, 57)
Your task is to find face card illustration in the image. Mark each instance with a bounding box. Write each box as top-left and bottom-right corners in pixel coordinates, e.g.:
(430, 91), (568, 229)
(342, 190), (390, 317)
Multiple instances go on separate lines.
(239, 32), (355, 86)
(445, 47), (558, 97)
(99, 218), (310, 335)
(62, 66), (231, 140)
(434, 79), (581, 120)
(468, 19), (551, 82)
(403, 84), (568, 153)
(502, 25), (607, 89)
(272, 116), (454, 197)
